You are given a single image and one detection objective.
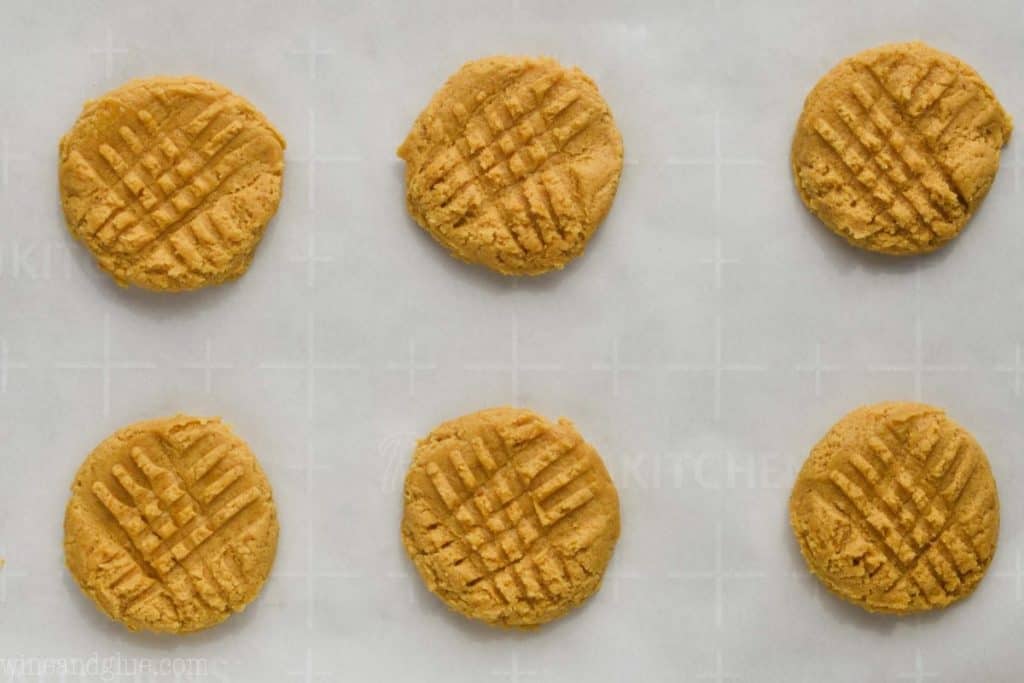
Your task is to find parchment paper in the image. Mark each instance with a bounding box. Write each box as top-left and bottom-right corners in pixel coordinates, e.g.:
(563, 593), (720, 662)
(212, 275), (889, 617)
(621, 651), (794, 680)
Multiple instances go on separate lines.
(1, 0), (1022, 680)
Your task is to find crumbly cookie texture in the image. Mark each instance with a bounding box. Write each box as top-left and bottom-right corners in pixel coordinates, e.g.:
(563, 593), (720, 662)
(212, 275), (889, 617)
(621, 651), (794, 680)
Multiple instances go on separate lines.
(792, 42), (1012, 255)
(59, 76), (285, 291)
(790, 402), (999, 614)
(398, 56), (624, 275)
(64, 415), (278, 633)
(402, 407), (621, 627)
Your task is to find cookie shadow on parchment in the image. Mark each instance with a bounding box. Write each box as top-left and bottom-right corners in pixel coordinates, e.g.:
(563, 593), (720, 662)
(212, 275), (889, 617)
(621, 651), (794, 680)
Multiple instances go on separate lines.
(791, 192), (959, 276)
(780, 510), (951, 634)
(61, 569), (265, 648)
(86, 267), (243, 320)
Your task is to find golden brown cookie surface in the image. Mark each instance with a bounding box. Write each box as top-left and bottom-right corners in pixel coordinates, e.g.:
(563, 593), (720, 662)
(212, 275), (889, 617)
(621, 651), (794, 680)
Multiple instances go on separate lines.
(402, 407), (620, 626)
(792, 42), (1012, 254)
(790, 402), (999, 614)
(398, 56), (624, 275)
(59, 76), (286, 291)
(64, 415), (279, 633)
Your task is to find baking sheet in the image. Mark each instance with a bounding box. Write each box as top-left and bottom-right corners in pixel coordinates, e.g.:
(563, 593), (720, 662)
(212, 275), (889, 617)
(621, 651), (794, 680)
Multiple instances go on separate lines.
(1, 0), (1022, 680)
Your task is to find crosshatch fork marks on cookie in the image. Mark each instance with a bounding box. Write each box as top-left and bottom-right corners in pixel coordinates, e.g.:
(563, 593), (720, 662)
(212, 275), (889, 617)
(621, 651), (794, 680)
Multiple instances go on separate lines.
(59, 77), (285, 290)
(72, 93), (260, 264)
(403, 409), (620, 626)
(92, 436), (264, 620)
(795, 43), (1012, 255)
(426, 71), (592, 249)
(399, 57), (624, 275)
(810, 61), (972, 244)
(65, 418), (278, 633)
(794, 405), (999, 613)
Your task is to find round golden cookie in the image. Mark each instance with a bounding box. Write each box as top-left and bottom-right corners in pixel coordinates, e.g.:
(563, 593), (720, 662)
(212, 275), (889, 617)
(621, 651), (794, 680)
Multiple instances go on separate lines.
(792, 42), (1012, 254)
(397, 56), (624, 275)
(789, 402), (999, 614)
(64, 415), (279, 633)
(401, 407), (621, 626)
(59, 76), (286, 291)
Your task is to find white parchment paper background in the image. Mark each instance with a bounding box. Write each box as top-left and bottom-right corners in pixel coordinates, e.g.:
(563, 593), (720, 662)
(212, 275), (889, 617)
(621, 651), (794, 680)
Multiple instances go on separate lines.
(0, 0), (1022, 681)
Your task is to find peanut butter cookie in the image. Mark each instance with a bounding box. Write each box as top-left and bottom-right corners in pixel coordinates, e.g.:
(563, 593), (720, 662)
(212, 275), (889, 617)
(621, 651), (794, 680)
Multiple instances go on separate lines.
(790, 402), (999, 614)
(792, 42), (1012, 254)
(398, 56), (624, 275)
(402, 407), (621, 626)
(64, 415), (279, 633)
(59, 76), (286, 291)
